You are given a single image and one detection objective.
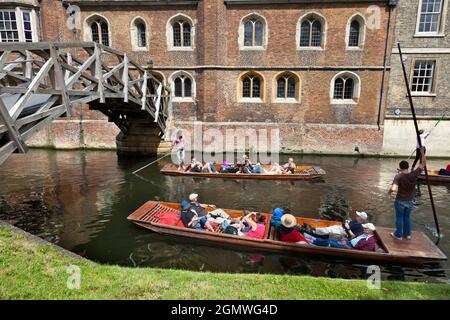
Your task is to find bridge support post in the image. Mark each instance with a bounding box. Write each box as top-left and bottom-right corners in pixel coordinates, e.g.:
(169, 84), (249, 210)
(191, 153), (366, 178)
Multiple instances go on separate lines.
(116, 121), (171, 157)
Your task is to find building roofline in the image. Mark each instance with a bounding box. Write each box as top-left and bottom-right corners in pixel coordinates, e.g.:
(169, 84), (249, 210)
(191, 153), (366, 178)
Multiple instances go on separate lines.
(224, 0), (397, 6)
(64, 0), (199, 6)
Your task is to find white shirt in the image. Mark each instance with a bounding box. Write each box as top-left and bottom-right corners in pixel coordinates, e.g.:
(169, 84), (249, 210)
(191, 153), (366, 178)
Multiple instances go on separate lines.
(416, 131), (430, 148)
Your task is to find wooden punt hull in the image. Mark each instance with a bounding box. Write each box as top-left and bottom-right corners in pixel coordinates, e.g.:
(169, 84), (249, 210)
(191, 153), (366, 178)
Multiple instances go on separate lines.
(127, 201), (447, 265)
(160, 164), (326, 180)
(418, 170), (450, 183)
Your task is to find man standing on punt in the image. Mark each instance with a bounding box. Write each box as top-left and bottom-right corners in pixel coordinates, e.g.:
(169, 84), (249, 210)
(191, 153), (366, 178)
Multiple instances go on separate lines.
(388, 147), (426, 240)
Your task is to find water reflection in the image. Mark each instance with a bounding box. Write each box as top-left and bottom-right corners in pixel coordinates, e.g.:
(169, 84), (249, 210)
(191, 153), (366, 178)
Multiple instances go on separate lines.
(0, 149), (449, 283)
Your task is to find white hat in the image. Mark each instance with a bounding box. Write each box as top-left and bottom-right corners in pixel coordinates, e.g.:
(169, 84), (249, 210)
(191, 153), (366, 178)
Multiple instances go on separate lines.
(189, 193), (198, 201)
(356, 211), (368, 220)
(362, 223), (376, 231)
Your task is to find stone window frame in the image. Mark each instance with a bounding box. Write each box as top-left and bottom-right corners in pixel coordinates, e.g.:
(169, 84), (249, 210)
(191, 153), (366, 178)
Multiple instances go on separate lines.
(238, 12), (268, 51)
(409, 58), (438, 97)
(238, 71), (265, 103)
(272, 71), (301, 103)
(414, 0), (448, 37)
(166, 13), (195, 51)
(169, 70), (196, 102)
(83, 13), (112, 46)
(330, 71), (361, 105)
(130, 16), (149, 52)
(345, 13), (366, 50)
(0, 6), (38, 42)
(296, 12), (327, 51)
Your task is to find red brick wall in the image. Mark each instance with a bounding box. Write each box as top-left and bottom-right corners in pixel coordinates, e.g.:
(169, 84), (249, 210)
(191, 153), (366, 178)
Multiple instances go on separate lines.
(35, 0), (395, 153)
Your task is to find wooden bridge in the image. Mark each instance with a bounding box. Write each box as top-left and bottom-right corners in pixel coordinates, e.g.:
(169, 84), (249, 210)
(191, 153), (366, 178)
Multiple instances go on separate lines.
(0, 42), (170, 165)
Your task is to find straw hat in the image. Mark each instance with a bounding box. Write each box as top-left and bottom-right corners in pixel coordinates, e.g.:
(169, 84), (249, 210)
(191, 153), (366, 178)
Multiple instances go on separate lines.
(281, 214), (297, 228)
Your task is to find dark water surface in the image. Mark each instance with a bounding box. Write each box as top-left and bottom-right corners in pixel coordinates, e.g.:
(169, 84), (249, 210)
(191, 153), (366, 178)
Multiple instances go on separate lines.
(1, 149), (449, 283)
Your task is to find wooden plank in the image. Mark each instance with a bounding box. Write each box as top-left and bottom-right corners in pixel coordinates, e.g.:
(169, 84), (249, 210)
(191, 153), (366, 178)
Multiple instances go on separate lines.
(0, 98), (28, 154)
(122, 54), (129, 103)
(50, 45), (71, 116)
(141, 70), (147, 110)
(65, 53), (96, 88)
(9, 57), (54, 120)
(16, 104), (66, 128)
(376, 227), (446, 259)
(0, 141), (16, 166)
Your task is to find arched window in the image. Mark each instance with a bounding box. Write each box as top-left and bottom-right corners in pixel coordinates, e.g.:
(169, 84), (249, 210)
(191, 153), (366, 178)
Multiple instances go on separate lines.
(276, 73), (299, 100)
(130, 17), (148, 50)
(331, 72), (360, 103)
(173, 19), (191, 47)
(346, 14), (366, 48)
(241, 73), (263, 99)
(244, 18), (264, 46)
(299, 15), (324, 47)
(137, 22), (146, 47)
(89, 17), (109, 46)
(170, 72), (195, 100)
(348, 20), (360, 47)
(239, 13), (267, 50)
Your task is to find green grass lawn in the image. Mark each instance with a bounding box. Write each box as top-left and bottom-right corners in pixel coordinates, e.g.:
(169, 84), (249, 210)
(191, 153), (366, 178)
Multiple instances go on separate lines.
(0, 224), (449, 300)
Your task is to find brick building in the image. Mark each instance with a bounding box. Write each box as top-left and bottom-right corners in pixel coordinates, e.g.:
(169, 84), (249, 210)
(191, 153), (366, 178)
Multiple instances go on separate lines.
(383, 0), (450, 157)
(1, 0), (400, 155)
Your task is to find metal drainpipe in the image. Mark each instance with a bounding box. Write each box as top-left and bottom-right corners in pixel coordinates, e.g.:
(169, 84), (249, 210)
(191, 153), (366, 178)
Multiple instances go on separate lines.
(376, 4), (394, 130)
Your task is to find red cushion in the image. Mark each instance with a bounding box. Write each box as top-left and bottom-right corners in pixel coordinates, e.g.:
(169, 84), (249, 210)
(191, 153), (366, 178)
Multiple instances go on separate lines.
(154, 211), (182, 226)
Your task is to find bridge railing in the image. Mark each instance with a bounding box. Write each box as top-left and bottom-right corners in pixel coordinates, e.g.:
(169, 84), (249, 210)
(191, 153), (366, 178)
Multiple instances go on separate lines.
(0, 41), (170, 165)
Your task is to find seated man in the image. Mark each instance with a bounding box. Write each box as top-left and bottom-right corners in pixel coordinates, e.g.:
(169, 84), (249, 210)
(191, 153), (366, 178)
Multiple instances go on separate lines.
(438, 164), (450, 176)
(303, 223), (378, 252)
(282, 158), (296, 174)
(238, 155), (254, 174)
(307, 211), (368, 239)
(180, 193), (215, 232)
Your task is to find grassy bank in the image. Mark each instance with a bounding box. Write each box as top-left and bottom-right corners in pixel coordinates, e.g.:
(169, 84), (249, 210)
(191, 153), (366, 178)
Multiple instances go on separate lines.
(0, 224), (448, 300)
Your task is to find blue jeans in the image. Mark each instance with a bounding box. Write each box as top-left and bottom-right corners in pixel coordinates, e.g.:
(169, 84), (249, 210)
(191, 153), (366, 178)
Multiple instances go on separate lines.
(313, 238), (351, 249)
(394, 200), (414, 238)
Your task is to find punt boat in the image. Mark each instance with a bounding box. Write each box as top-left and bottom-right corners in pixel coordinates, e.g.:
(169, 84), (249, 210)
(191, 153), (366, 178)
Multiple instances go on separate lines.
(418, 169), (450, 184)
(160, 163), (326, 180)
(127, 201), (447, 265)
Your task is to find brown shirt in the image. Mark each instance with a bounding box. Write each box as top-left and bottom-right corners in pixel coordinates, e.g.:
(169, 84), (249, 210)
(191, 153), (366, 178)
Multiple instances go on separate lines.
(393, 168), (422, 201)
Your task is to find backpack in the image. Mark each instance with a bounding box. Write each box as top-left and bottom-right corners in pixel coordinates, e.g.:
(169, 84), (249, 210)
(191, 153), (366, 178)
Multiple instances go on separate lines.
(224, 226), (238, 235)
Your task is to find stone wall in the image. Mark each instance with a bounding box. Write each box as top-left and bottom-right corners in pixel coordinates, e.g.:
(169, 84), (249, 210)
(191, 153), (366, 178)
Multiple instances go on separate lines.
(382, 118), (450, 157)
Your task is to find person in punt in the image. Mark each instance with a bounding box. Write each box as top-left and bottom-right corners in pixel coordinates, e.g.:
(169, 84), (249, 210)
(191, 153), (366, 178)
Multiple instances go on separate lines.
(180, 193), (215, 232)
(241, 211), (266, 239)
(188, 158), (203, 172)
(303, 223), (378, 252)
(438, 164), (450, 176)
(305, 211), (369, 239)
(268, 163), (284, 174)
(238, 155), (254, 174)
(281, 158), (296, 174)
(279, 214), (308, 245)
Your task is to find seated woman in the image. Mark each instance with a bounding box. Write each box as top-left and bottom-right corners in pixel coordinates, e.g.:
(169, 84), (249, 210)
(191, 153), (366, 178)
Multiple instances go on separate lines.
(242, 212), (266, 239)
(279, 214), (308, 244)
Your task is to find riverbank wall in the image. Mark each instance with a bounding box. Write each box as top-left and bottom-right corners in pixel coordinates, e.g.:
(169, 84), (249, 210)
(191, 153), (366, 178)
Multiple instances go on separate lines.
(26, 117), (450, 158)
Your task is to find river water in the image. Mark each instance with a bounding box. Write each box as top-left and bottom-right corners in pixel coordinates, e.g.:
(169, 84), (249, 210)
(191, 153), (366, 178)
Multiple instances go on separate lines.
(0, 149), (449, 283)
